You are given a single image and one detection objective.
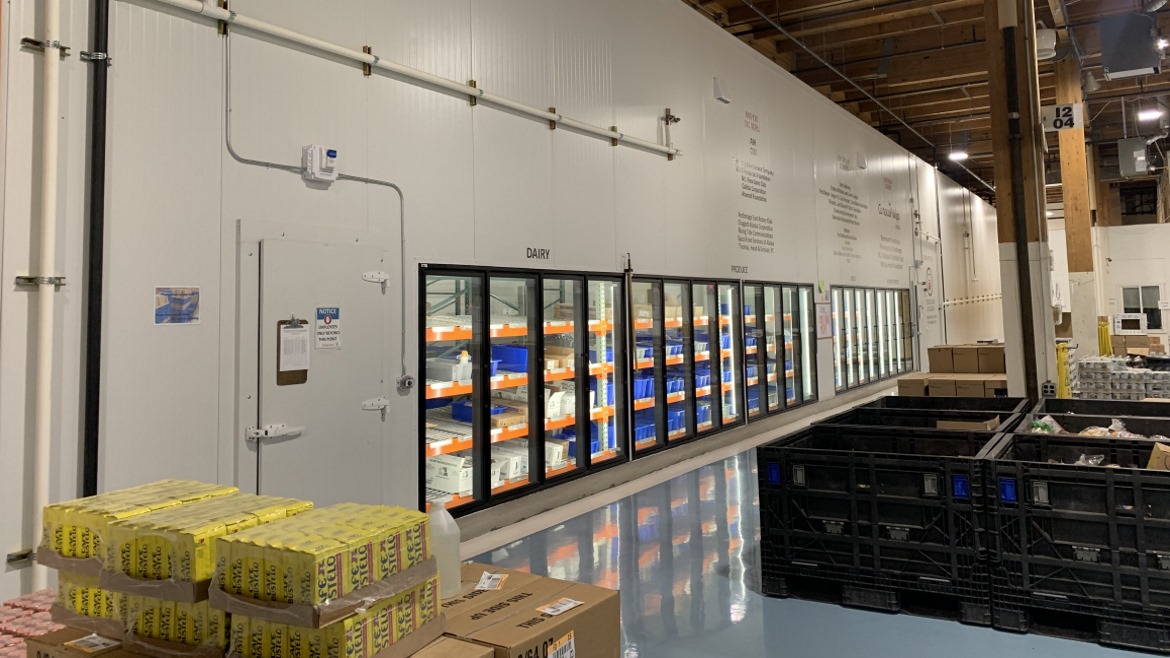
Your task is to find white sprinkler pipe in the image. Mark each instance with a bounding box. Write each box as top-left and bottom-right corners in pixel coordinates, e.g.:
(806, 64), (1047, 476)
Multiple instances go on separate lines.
(32, 0), (63, 591)
(156, 0), (682, 158)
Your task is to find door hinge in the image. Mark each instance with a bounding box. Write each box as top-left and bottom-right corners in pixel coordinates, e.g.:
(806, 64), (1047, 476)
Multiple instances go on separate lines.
(363, 396), (390, 419)
(362, 271), (390, 284)
(245, 424), (304, 444)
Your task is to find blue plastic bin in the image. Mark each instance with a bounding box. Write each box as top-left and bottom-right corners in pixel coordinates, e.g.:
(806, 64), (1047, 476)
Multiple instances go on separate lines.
(491, 345), (527, 372)
(590, 346), (614, 364)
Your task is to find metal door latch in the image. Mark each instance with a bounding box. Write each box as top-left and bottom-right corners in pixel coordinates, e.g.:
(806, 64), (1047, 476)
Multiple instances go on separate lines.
(362, 396), (390, 420)
(245, 424), (304, 444)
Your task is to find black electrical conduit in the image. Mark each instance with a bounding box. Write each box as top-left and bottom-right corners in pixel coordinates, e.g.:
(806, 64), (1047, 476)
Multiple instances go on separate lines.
(1003, 25), (1041, 401)
(735, 0), (996, 194)
(82, 0), (110, 496)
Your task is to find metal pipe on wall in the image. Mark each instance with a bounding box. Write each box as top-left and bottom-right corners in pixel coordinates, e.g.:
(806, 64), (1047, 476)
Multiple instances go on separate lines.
(152, 0), (681, 159)
(31, 0), (64, 590)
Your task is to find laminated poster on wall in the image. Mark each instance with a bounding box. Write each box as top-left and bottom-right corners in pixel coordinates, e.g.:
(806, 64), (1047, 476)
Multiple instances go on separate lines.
(815, 303), (833, 339)
(315, 305), (341, 349)
(154, 287), (200, 325)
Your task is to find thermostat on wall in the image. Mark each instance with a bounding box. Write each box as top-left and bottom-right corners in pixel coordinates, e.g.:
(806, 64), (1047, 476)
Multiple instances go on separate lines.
(302, 145), (339, 184)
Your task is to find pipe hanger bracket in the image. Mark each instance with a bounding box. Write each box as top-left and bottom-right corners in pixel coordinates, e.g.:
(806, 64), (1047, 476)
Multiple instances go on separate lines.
(15, 276), (66, 288)
(20, 37), (70, 58)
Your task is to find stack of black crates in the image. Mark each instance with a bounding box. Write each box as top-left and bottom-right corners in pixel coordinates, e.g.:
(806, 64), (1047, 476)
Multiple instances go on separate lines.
(758, 396), (1170, 654)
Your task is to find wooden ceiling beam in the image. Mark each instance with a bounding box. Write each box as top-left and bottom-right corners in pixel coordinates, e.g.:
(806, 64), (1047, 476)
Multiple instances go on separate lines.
(790, 23), (985, 72)
(730, 0), (980, 41)
(772, 4), (985, 52)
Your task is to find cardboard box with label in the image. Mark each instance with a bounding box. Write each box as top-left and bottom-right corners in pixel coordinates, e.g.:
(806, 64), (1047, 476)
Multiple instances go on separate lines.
(426, 454), (473, 497)
(985, 376), (1008, 397)
(952, 346), (981, 374)
(442, 563), (619, 658)
(26, 628), (136, 658)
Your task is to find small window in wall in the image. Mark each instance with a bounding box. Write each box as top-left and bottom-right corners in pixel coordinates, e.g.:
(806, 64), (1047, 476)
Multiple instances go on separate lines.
(1122, 285), (1163, 330)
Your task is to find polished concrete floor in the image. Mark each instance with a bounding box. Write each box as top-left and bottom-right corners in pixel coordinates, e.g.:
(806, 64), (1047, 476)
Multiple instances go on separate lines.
(472, 450), (1136, 657)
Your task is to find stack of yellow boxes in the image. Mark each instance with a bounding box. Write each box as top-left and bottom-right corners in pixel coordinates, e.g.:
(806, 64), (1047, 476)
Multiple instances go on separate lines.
(99, 493), (313, 652)
(215, 504), (439, 658)
(43, 480), (240, 634)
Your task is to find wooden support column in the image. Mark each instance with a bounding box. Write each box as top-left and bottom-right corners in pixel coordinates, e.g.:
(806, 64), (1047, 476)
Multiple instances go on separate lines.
(985, 0), (1056, 398)
(1055, 58), (1101, 354)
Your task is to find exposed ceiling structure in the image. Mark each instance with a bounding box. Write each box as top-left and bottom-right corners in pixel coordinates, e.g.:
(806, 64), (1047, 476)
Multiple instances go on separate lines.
(682, 0), (1170, 205)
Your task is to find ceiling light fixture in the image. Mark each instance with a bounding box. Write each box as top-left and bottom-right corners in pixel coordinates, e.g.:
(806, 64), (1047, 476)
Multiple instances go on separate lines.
(948, 150), (969, 162)
(1159, 37), (1169, 50)
(1046, 210), (1055, 217)
(1139, 108), (1164, 121)
(1082, 70), (1102, 93)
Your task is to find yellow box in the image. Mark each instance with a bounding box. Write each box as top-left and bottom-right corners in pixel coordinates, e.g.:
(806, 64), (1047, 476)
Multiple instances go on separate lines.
(206, 602), (228, 649)
(156, 599), (175, 643)
(229, 612), (249, 656)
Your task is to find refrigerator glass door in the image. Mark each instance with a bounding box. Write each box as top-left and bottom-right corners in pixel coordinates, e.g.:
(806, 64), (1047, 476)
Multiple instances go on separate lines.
(487, 275), (538, 497)
(693, 283), (719, 434)
(632, 280), (664, 453)
(764, 286), (782, 413)
(664, 282), (694, 441)
(423, 273), (484, 511)
(744, 284), (763, 418)
(832, 288), (844, 391)
(542, 277), (582, 480)
(854, 289), (869, 385)
(587, 278), (625, 465)
(799, 286), (818, 402)
(718, 284), (743, 425)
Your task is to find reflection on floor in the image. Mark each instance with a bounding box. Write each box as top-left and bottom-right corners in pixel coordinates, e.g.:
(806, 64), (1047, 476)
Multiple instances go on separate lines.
(472, 450), (1137, 658)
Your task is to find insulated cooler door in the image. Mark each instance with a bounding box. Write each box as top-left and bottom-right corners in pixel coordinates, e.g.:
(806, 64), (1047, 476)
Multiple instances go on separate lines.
(718, 284), (743, 426)
(799, 286), (818, 403)
(832, 288), (844, 392)
(587, 278), (625, 464)
(256, 239), (388, 506)
(693, 283), (719, 435)
(487, 275), (538, 497)
(632, 280), (664, 453)
(744, 284), (764, 418)
(664, 282), (694, 442)
(763, 286), (782, 413)
(422, 272), (485, 511)
(542, 276), (584, 480)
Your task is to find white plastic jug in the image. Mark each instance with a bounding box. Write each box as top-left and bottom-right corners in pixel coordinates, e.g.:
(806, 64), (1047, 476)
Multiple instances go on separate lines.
(429, 497), (462, 599)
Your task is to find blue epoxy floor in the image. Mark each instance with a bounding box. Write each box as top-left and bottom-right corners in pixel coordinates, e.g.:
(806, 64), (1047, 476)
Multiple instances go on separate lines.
(473, 450), (1137, 657)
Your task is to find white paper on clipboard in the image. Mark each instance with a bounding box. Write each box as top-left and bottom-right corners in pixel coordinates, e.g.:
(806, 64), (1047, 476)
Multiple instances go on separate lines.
(280, 324), (311, 371)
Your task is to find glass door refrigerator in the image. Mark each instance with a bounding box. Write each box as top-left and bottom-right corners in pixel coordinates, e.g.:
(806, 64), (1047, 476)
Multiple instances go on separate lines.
(585, 278), (626, 465)
(631, 280), (664, 453)
(663, 281), (695, 443)
(743, 284), (763, 418)
(798, 286), (818, 404)
(842, 289), (858, 389)
(832, 288), (844, 392)
(781, 286), (799, 407)
(422, 271), (486, 512)
(853, 289), (869, 386)
(764, 286), (782, 414)
(485, 275), (539, 498)
(718, 284), (744, 427)
(692, 283), (719, 435)
(865, 288), (878, 383)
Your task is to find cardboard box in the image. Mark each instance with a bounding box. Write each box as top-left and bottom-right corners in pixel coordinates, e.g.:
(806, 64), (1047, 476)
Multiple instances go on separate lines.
(953, 374), (989, 398)
(26, 628), (135, 658)
(1112, 336), (1127, 355)
(444, 564), (619, 658)
(631, 304), (654, 320)
(426, 455), (473, 497)
(415, 637), (493, 658)
(952, 346), (981, 374)
(927, 346), (954, 373)
(977, 345), (1006, 374)
(927, 377), (957, 397)
(1147, 443), (1170, 471)
(937, 415), (1001, 431)
(897, 375), (930, 397)
(985, 376), (1008, 396)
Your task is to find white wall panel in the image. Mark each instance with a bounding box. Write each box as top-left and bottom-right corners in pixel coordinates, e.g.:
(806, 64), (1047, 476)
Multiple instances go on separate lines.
(1099, 224), (1170, 326)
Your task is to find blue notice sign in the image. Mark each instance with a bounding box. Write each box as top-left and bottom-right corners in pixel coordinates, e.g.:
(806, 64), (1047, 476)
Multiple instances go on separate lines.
(315, 306), (341, 349)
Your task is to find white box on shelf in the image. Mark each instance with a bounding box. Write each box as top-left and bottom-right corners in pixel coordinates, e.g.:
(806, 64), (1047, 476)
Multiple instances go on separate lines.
(426, 453), (473, 497)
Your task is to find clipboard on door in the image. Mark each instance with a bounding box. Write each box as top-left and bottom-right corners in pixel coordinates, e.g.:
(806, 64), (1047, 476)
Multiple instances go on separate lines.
(277, 317), (310, 386)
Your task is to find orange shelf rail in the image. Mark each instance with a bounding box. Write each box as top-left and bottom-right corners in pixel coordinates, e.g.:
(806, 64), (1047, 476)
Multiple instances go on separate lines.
(633, 398), (655, 411)
(666, 391), (686, 405)
(545, 415), (575, 431)
(544, 368), (574, 382)
(489, 324), (529, 339)
(490, 373), (528, 390)
(425, 326), (472, 342)
(425, 381), (473, 400)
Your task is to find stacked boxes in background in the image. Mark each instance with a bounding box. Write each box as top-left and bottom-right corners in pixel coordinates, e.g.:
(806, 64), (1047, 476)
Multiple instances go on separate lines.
(214, 503), (442, 658)
(901, 344), (1007, 397)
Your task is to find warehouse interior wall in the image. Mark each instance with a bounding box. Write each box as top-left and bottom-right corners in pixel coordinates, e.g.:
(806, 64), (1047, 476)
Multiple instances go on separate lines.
(1097, 224), (1170, 337)
(0, 0), (1004, 598)
(937, 175), (1004, 343)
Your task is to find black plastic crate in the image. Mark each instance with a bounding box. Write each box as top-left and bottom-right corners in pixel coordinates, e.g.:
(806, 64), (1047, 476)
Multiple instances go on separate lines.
(815, 406), (1023, 433)
(757, 424), (1003, 604)
(1020, 413), (1170, 438)
(761, 540), (992, 624)
(862, 395), (1030, 414)
(987, 433), (1170, 649)
(1032, 398), (1170, 419)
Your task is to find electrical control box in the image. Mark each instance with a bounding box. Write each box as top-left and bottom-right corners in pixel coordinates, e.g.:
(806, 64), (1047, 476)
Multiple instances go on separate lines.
(301, 144), (339, 183)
